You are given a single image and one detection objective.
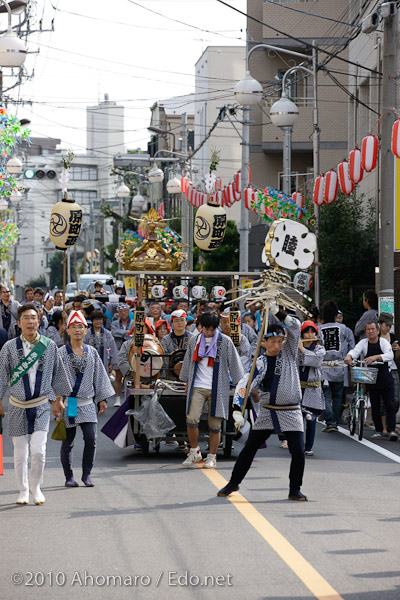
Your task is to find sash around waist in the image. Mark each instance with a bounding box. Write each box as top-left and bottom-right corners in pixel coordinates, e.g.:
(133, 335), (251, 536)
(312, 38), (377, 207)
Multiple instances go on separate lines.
(262, 403), (300, 410)
(10, 395), (49, 409)
(64, 397), (94, 407)
(300, 381), (321, 388)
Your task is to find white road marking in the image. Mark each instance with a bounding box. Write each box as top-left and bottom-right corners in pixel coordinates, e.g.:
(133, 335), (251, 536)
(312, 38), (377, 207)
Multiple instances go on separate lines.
(337, 425), (400, 464)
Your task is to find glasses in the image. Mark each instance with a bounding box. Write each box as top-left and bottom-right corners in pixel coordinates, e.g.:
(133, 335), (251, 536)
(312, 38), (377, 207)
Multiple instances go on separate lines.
(20, 315), (38, 321)
(2, 290), (10, 294)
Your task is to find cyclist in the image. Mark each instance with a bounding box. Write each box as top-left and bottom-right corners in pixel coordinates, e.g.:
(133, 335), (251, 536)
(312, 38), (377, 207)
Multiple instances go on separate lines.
(344, 321), (398, 441)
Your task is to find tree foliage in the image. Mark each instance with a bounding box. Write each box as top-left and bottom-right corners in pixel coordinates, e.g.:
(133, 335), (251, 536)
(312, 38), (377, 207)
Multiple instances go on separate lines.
(27, 275), (47, 289)
(48, 252), (64, 289)
(318, 191), (378, 329)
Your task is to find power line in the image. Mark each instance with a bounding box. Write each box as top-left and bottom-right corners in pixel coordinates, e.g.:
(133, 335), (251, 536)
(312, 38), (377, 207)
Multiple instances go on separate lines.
(216, 0), (382, 75)
(263, 0), (359, 28)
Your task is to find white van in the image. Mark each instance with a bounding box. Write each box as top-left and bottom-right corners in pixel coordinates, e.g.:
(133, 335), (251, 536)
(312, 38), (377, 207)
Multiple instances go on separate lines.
(77, 273), (113, 293)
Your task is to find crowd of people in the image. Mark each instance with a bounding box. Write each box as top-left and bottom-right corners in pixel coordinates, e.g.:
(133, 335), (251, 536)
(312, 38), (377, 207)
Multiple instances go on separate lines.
(0, 279), (398, 505)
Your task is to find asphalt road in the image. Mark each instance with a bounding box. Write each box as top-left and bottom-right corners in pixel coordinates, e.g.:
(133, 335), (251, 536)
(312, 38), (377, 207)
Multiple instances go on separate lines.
(1, 400), (400, 600)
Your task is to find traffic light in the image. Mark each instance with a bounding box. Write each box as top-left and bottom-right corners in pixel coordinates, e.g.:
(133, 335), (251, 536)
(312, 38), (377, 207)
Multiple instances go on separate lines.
(24, 168), (57, 180)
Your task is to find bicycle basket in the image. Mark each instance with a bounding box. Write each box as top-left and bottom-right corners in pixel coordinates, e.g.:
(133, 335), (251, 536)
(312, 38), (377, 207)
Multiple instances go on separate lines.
(350, 366), (378, 384)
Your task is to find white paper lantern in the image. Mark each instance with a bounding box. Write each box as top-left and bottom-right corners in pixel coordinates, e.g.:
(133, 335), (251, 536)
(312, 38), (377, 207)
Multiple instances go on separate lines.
(50, 197), (83, 250)
(194, 198), (227, 252)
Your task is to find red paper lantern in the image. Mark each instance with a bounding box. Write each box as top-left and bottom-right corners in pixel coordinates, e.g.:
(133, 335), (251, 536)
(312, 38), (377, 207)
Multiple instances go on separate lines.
(392, 119), (400, 159)
(234, 171), (241, 194)
(361, 134), (378, 172)
(324, 169), (338, 204)
(349, 148), (364, 184)
(313, 175), (325, 206)
(338, 160), (354, 195)
(157, 202), (165, 218)
(215, 177), (222, 191)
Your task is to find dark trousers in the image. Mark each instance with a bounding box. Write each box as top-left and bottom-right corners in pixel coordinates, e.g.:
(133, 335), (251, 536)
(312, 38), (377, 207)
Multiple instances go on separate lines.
(60, 422), (97, 479)
(229, 429), (305, 493)
(369, 384), (396, 433)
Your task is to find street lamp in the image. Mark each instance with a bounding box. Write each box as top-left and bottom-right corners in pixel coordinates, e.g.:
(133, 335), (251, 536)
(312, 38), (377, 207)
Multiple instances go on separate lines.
(269, 91), (299, 196)
(148, 165), (164, 183)
(0, 0), (27, 68)
(237, 41), (321, 305)
(6, 156), (22, 174)
(166, 175), (181, 195)
(117, 183), (130, 198)
(234, 71), (264, 273)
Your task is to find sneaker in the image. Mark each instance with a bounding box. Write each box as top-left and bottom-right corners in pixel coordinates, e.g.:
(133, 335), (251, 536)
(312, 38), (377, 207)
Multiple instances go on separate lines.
(217, 483), (239, 497)
(82, 476), (95, 487)
(389, 431), (398, 442)
(305, 450), (314, 456)
(322, 425), (338, 432)
(288, 490), (308, 501)
(113, 398), (121, 408)
(181, 447), (202, 467)
(203, 453), (217, 469)
(65, 478), (79, 487)
(371, 432), (383, 440)
(280, 440), (288, 449)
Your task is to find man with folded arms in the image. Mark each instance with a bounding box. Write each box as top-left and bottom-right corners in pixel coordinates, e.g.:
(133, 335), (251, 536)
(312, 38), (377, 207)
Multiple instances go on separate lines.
(0, 303), (71, 505)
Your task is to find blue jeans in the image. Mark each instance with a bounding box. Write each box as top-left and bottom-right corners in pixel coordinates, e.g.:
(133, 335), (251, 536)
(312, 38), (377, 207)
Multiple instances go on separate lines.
(323, 381), (344, 426)
(60, 422), (97, 479)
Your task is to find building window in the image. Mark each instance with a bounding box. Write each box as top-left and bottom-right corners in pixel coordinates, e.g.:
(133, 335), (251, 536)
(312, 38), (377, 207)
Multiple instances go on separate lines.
(69, 165), (98, 181)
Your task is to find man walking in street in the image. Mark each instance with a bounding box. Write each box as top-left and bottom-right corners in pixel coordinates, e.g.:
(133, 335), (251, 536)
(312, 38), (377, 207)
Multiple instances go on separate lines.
(59, 310), (114, 487)
(0, 303), (71, 505)
(0, 286), (20, 339)
(180, 311), (244, 469)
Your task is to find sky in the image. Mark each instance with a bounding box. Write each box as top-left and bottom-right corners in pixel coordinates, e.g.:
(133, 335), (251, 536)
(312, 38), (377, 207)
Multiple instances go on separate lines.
(5, 0), (247, 156)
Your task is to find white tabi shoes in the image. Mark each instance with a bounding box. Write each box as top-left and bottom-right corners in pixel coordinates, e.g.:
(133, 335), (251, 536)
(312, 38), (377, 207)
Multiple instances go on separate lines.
(16, 490), (30, 505)
(30, 486), (45, 505)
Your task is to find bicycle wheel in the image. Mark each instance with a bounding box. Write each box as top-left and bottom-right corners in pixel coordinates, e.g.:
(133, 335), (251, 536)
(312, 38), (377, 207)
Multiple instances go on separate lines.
(357, 399), (365, 441)
(349, 401), (356, 436)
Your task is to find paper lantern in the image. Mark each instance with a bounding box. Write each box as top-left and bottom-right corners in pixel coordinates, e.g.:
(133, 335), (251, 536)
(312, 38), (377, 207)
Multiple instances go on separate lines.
(292, 191), (303, 209)
(234, 171), (241, 195)
(215, 177), (222, 191)
(194, 197), (227, 251)
(244, 187), (256, 210)
(324, 169), (338, 204)
(361, 134), (378, 172)
(349, 148), (364, 184)
(313, 175), (324, 206)
(392, 119), (400, 159)
(49, 197), (83, 250)
(181, 176), (188, 194)
(338, 160), (354, 195)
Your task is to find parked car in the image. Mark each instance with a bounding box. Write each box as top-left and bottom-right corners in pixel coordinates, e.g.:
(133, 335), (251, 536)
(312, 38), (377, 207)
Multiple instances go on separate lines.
(77, 273), (113, 292)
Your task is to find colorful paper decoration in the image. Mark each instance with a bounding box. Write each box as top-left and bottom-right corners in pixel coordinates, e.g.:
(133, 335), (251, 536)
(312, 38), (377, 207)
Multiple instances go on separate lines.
(361, 134), (379, 172)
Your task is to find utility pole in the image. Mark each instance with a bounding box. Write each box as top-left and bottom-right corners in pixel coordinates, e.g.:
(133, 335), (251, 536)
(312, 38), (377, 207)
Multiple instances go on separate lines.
(181, 113), (193, 269)
(379, 10), (396, 315)
(100, 198), (105, 273)
(90, 199), (95, 274)
(239, 106), (250, 272)
(312, 42), (321, 309)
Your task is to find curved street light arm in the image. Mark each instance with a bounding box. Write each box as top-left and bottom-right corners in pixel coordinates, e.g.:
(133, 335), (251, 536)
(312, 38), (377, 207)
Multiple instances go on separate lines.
(0, 0), (12, 29)
(281, 65), (313, 97)
(246, 43), (311, 70)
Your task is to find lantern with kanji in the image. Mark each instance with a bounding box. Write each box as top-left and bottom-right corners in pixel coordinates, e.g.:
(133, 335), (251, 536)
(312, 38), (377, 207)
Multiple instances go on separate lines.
(361, 134), (378, 172)
(338, 160), (354, 195)
(324, 169), (338, 204)
(49, 196), (83, 250)
(194, 196), (227, 251)
(349, 148), (364, 184)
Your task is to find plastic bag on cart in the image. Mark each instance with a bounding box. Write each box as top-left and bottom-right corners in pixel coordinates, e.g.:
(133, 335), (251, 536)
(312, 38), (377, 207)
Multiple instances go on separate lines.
(131, 391), (176, 440)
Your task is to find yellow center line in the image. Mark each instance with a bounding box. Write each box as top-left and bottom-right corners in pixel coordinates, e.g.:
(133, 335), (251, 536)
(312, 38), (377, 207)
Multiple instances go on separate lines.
(200, 467), (344, 600)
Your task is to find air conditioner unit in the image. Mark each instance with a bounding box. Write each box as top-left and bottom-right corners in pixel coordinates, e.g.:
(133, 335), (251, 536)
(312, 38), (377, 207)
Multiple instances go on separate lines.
(381, 2), (396, 18)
